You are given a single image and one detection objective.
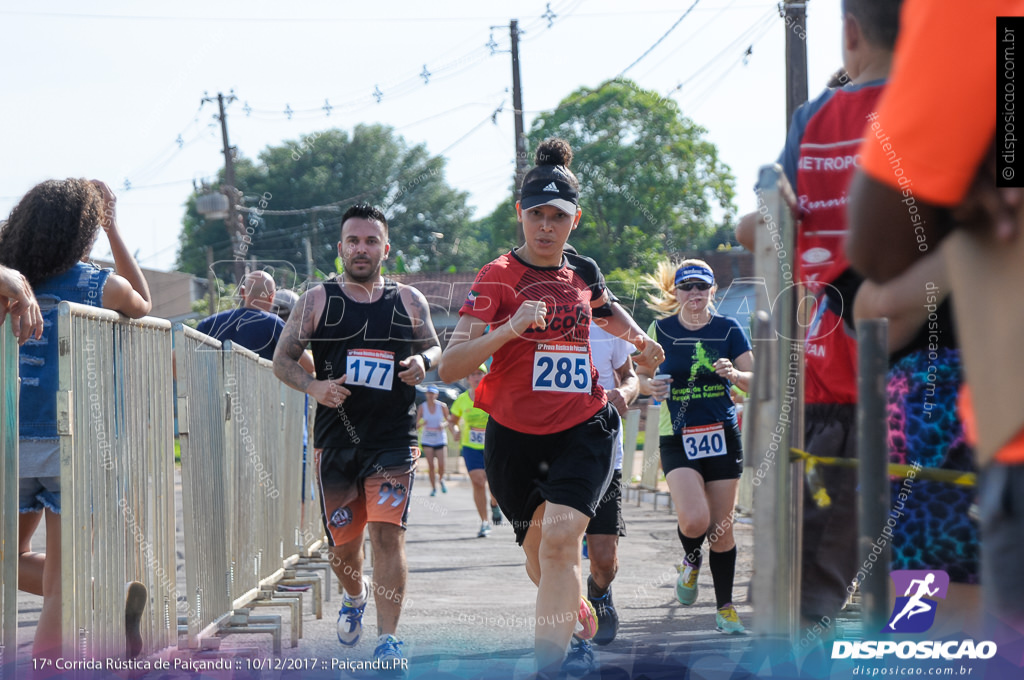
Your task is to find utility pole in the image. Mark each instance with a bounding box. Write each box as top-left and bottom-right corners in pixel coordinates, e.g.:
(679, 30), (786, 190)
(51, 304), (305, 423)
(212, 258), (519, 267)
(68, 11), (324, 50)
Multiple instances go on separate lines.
(203, 91), (245, 283)
(303, 238), (314, 285)
(310, 207), (318, 279)
(783, 1), (809, 128)
(511, 19), (528, 245)
(206, 246), (216, 314)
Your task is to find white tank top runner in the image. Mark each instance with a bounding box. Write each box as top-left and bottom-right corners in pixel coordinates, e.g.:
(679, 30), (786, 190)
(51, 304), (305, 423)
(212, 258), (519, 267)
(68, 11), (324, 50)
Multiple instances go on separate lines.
(421, 401), (447, 446)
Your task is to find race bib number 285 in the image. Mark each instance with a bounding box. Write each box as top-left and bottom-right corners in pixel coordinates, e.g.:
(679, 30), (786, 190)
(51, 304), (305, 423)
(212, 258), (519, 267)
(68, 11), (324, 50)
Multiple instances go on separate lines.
(532, 342), (591, 394)
(346, 349), (395, 391)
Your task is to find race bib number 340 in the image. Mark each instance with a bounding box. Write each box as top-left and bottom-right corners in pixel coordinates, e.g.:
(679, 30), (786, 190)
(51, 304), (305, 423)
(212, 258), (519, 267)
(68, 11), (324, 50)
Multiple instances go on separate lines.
(681, 423), (726, 460)
(532, 342), (592, 394)
(346, 349), (395, 391)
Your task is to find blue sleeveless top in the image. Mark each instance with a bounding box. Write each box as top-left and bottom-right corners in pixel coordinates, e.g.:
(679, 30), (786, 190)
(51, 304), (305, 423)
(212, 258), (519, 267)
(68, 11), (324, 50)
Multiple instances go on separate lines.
(20, 262), (111, 440)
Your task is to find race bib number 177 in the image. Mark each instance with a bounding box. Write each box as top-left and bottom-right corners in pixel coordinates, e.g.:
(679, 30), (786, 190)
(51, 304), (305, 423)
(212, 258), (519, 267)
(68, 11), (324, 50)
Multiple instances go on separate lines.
(346, 349), (395, 391)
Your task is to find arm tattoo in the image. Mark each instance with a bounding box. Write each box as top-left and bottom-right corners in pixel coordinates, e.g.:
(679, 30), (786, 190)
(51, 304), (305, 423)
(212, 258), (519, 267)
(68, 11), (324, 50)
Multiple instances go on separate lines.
(273, 289), (318, 392)
(404, 287), (441, 356)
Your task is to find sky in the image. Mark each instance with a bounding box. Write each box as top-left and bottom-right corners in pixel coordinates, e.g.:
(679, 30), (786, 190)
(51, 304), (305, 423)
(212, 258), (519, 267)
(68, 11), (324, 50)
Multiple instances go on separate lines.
(0, 0), (843, 273)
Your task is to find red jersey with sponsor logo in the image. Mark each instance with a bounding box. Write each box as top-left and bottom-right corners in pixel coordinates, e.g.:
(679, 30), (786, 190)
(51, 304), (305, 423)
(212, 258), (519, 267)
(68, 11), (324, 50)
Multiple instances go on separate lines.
(785, 81), (884, 404)
(459, 250), (607, 435)
(796, 82), (885, 288)
(804, 294), (858, 404)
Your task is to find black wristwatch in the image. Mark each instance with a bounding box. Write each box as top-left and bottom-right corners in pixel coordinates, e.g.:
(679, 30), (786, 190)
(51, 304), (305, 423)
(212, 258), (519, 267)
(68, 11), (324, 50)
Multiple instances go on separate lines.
(420, 353), (433, 371)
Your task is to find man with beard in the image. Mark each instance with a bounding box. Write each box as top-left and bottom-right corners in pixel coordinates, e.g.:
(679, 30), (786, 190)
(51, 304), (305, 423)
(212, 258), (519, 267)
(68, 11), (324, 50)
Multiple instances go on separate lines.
(274, 203), (441, 672)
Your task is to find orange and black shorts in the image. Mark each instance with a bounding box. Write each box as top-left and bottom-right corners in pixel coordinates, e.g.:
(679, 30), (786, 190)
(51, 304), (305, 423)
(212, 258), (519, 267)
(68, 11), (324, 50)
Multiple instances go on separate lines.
(314, 446), (419, 546)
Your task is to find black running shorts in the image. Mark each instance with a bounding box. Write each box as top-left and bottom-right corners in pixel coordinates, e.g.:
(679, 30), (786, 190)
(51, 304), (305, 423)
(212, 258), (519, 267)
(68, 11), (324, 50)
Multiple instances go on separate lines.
(586, 469), (626, 537)
(660, 419), (743, 482)
(484, 404), (619, 545)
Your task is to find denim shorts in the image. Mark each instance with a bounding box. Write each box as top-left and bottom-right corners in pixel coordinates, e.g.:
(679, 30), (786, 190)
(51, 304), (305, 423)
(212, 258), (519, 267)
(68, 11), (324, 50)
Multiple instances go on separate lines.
(19, 476), (61, 514)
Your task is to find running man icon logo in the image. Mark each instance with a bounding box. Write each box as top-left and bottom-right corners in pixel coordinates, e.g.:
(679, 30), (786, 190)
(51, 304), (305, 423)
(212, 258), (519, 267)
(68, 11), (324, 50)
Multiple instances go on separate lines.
(884, 570), (950, 633)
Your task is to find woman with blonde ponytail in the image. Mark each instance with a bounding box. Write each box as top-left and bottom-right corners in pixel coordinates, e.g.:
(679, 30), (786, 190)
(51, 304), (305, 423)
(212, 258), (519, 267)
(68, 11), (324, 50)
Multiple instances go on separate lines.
(638, 258), (753, 634)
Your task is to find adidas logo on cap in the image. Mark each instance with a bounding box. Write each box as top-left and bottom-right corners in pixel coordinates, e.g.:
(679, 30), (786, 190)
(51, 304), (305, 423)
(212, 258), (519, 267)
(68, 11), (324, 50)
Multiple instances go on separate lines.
(543, 182), (559, 192)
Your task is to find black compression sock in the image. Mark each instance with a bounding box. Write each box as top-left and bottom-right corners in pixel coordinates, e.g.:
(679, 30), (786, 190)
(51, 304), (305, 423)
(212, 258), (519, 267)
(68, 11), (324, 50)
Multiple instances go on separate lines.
(677, 525), (704, 569)
(709, 546), (738, 609)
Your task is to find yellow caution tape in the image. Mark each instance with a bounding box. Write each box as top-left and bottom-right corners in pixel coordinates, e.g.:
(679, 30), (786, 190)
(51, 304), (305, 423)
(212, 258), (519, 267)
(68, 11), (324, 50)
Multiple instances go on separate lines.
(789, 447), (977, 487)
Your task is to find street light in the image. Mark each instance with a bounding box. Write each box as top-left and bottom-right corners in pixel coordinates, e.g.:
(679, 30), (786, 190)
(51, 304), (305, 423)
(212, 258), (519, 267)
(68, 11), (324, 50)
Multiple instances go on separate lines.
(429, 231), (444, 271)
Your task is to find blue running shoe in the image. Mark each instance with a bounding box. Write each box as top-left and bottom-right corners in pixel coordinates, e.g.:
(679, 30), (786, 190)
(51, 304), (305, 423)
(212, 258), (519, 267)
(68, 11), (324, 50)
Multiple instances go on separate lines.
(337, 577), (369, 646)
(561, 637), (596, 677)
(588, 577), (619, 646)
(373, 634), (407, 675)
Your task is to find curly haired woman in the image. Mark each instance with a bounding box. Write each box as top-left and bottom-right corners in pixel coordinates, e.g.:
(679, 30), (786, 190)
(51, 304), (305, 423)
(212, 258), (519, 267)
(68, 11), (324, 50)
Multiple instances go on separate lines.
(0, 178), (151, 658)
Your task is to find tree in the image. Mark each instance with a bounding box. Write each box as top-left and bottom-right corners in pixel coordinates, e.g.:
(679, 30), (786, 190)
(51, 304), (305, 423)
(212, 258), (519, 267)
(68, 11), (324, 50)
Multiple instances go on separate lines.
(476, 79), (737, 273)
(176, 124), (475, 280)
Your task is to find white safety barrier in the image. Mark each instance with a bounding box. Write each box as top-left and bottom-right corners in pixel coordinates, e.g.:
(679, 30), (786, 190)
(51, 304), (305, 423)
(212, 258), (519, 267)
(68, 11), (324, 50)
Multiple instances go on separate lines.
(747, 165), (805, 638)
(299, 404), (327, 558)
(0, 325), (18, 677)
(173, 325), (232, 648)
(57, 302), (177, 660)
(222, 340), (294, 599)
(619, 408), (641, 483)
(174, 326), (317, 650)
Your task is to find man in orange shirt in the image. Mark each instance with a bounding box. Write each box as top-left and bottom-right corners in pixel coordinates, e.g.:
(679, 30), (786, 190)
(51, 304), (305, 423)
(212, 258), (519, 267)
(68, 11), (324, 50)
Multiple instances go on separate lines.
(847, 0), (1024, 626)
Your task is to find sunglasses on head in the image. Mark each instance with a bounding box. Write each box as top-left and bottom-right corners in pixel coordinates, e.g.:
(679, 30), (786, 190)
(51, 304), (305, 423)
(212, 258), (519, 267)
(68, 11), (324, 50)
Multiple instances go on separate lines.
(677, 281), (712, 291)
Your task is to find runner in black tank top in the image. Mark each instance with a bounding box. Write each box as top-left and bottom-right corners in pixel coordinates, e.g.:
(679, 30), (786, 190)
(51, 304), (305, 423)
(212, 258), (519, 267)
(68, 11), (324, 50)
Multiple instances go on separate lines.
(311, 278), (417, 452)
(274, 204), (441, 670)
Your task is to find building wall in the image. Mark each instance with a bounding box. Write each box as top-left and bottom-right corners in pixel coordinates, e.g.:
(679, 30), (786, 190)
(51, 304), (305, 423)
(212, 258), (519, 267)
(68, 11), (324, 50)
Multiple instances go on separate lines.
(93, 260), (204, 322)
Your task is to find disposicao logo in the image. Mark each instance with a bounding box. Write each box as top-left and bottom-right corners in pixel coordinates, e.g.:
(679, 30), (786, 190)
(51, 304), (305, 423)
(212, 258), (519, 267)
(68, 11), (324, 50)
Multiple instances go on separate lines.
(831, 570), (998, 661)
(885, 569), (948, 634)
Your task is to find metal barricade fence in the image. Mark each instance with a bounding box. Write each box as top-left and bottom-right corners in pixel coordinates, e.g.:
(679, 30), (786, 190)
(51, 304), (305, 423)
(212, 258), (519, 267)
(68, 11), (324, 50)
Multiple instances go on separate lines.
(747, 165), (805, 639)
(174, 330), (311, 649)
(1, 324), (19, 676)
(277, 381), (306, 561)
(57, 302), (176, 660)
(221, 341), (304, 602)
(300, 405), (325, 557)
(173, 325), (232, 648)
(619, 408), (641, 484)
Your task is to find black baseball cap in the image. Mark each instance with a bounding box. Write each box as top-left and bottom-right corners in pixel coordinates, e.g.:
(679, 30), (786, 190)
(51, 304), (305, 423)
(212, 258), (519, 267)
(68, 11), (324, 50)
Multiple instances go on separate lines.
(519, 173), (579, 214)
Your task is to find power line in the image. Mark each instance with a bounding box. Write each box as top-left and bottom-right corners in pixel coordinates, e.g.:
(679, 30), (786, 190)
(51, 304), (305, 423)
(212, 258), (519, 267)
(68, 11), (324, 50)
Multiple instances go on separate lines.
(617, 0), (701, 78)
(682, 16), (776, 114)
(663, 8), (777, 101)
(114, 4), (576, 196)
(634, 0), (744, 81)
(1, 7), (767, 22)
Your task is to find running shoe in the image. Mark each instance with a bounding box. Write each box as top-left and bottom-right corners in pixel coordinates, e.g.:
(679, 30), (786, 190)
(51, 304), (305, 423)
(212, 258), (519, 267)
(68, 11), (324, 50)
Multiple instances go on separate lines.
(491, 504), (502, 525)
(477, 521), (491, 538)
(441, 480), (448, 493)
(575, 597), (599, 641)
(430, 488), (437, 497)
(716, 603), (746, 634)
(588, 578), (618, 646)
(337, 577), (370, 646)
(561, 637), (595, 677)
(124, 581), (147, 659)
(676, 561), (699, 606)
(373, 634), (406, 675)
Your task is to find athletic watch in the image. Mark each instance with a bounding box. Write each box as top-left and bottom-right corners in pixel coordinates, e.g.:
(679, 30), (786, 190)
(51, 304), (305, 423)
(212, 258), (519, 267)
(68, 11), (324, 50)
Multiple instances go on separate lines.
(419, 353), (433, 371)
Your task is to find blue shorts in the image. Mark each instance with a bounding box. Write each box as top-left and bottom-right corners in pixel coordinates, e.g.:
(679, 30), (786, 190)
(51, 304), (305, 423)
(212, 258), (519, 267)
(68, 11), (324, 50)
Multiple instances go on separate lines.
(462, 447), (485, 472)
(19, 476), (61, 514)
